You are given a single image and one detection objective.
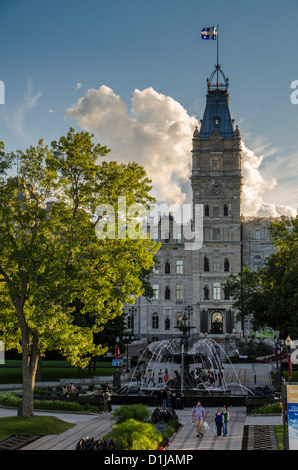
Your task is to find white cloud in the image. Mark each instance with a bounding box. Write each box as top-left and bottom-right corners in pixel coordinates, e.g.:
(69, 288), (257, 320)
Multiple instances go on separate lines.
(65, 85), (197, 204)
(240, 142), (297, 217)
(48, 108), (54, 113)
(76, 82), (82, 90)
(65, 85), (297, 217)
(5, 77), (41, 139)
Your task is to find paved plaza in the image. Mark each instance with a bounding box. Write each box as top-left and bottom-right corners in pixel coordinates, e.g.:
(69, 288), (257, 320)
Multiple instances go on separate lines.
(15, 406), (280, 451)
(0, 363), (281, 451)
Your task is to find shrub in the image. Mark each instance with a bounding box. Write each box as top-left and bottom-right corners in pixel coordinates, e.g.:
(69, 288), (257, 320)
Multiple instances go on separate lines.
(0, 392), (21, 407)
(250, 402), (281, 415)
(111, 404), (151, 424)
(110, 418), (162, 450)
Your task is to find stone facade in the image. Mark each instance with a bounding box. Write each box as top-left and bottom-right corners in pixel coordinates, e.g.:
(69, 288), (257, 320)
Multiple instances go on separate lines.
(124, 67), (281, 343)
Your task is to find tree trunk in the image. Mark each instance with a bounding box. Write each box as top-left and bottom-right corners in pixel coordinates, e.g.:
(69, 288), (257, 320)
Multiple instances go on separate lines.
(19, 334), (40, 417)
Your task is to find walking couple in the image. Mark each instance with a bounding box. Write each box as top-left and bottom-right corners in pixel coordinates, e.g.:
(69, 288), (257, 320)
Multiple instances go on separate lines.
(214, 406), (229, 438)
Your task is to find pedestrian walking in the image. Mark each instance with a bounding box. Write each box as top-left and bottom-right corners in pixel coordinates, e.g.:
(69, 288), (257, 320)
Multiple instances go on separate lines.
(158, 369), (163, 384)
(162, 388), (167, 410)
(222, 406), (229, 436)
(214, 408), (223, 438)
(103, 390), (112, 412)
(191, 401), (206, 437)
(166, 387), (172, 408)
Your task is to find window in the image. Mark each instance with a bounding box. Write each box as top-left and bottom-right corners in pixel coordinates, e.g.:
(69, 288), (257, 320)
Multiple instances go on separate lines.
(255, 229), (261, 240)
(127, 313), (134, 330)
(213, 257), (220, 272)
(213, 228), (220, 241)
(152, 231), (158, 241)
(212, 155), (221, 171)
(176, 284), (183, 301)
(176, 260), (183, 274)
(153, 284), (159, 300)
(164, 231), (170, 242)
(224, 258), (230, 272)
(153, 264), (159, 274)
(213, 204), (220, 217)
(165, 317), (170, 330)
(176, 231), (182, 243)
(165, 262), (170, 274)
(152, 313), (159, 329)
(213, 282), (221, 300)
(224, 204), (229, 216)
(165, 286), (171, 300)
(204, 205), (209, 217)
(253, 254), (262, 270)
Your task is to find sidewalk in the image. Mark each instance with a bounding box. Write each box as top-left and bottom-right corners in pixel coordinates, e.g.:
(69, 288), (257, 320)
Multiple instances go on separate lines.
(15, 405), (280, 451)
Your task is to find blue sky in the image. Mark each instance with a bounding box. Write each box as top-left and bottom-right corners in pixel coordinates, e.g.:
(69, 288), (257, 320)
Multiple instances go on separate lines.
(0, 0), (297, 214)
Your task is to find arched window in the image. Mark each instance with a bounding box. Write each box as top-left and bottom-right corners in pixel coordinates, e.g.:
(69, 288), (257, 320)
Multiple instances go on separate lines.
(165, 286), (171, 300)
(127, 312), (134, 330)
(165, 317), (170, 330)
(224, 258), (230, 272)
(205, 205), (209, 217)
(165, 262), (170, 274)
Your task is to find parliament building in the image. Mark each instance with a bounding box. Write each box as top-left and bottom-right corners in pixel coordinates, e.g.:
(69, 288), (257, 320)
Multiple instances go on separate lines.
(124, 65), (280, 348)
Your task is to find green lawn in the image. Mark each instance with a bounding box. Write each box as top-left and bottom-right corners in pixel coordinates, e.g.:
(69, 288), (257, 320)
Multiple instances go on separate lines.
(0, 415), (74, 443)
(0, 360), (119, 384)
(274, 425), (284, 450)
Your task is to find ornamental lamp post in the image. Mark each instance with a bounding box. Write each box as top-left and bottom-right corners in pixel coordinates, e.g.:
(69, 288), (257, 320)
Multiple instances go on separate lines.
(123, 330), (135, 373)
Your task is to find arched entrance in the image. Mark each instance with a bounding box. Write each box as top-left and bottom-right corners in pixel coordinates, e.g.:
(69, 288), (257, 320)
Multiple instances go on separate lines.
(211, 311), (223, 334)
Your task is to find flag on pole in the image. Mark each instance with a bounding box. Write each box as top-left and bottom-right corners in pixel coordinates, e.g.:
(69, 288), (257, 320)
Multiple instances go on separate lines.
(115, 346), (120, 359)
(201, 26), (217, 40)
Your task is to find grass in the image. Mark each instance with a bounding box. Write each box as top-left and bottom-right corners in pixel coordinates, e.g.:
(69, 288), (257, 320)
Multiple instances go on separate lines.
(0, 360), (119, 384)
(0, 415), (74, 443)
(274, 425), (284, 450)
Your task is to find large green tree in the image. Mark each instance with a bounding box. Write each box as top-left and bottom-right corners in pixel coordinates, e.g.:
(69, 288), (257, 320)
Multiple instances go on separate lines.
(0, 128), (159, 416)
(225, 216), (298, 339)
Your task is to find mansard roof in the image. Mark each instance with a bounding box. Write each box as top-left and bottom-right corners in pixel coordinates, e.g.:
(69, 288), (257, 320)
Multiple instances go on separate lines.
(199, 66), (235, 140)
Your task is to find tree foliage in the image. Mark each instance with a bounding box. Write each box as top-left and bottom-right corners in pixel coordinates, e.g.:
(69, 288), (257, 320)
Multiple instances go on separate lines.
(225, 217), (298, 339)
(0, 128), (159, 415)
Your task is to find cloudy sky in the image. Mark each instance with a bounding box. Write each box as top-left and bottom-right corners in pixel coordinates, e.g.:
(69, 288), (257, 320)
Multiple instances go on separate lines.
(0, 0), (297, 217)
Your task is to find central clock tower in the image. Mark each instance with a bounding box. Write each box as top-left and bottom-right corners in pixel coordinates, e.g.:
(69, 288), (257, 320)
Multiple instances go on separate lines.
(191, 65), (242, 335)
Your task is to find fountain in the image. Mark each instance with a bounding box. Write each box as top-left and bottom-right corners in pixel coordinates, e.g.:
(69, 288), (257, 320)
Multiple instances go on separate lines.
(117, 312), (254, 403)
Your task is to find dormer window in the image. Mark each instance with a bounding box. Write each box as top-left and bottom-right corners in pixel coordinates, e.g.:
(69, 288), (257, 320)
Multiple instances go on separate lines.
(214, 116), (220, 127)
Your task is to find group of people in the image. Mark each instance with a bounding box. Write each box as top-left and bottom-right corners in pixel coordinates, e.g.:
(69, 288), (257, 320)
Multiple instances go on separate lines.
(193, 368), (222, 387)
(191, 401), (229, 439)
(214, 406), (229, 438)
(135, 367), (170, 387)
(62, 383), (77, 397)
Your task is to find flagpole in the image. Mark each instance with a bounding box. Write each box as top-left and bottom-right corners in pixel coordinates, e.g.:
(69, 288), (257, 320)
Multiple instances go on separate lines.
(216, 24), (219, 89)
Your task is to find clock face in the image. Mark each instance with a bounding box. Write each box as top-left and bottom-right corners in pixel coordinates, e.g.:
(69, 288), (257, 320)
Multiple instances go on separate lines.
(212, 184), (220, 195)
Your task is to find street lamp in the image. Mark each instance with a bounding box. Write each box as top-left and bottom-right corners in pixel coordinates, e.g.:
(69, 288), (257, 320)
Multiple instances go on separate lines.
(123, 330), (135, 373)
(285, 335), (293, 383)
